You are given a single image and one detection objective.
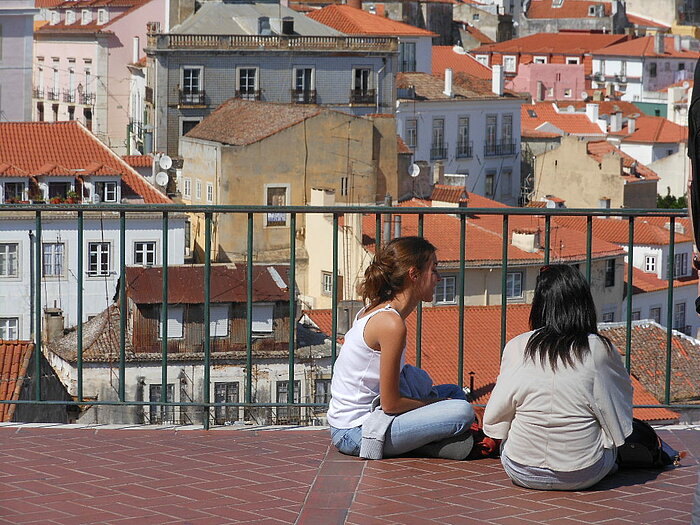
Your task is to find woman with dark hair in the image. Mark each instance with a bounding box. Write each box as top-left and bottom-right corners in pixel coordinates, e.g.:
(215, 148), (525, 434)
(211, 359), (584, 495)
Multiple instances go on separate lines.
(484, 264), (633, 490)
(327, 236), (475, 460)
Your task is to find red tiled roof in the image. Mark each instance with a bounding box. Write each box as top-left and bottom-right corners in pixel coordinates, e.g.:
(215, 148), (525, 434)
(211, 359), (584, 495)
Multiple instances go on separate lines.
(608, 116), (688, 144)
(306, 307), (679, 420)
(472, 32), (627, 56)
(526, 0), (612, 19)
(398, 72), (522, 101)
(0, 164), (29, 177)
(122, 154), (153, 168)
(36, 0), (152, 34)
(432, 46), (492, 80)
(592, 36), (700, 58)
(626, 264), (699, 294)
(521, 102), (605, 136)
(430, 184), (468, 203)
(0, 122), (169, 203)
(626, 13), (671, 29)
(553, 216), (694, 246)
(126, 265), (290, 304)
(586, 140), (659, 181)
(35, 0), (63, 6)
(554, 100), (642, 118)
(0, 341), (33, 423)
(306, 5), (437, 36)
(397, 135), (412, 155)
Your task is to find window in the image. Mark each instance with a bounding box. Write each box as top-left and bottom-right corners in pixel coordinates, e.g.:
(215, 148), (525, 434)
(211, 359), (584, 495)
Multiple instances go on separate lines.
(564, 88), (572, 98)
(533, 56), (548, 64)
(501, 114), (513, 151)
(649, 62), (657, 78)
(601, 311), (615, 322)
(51, 10), (60, 25)
(182, 67), (202, 102)
(322, 272), (333, 296)
(599, 198), (611, 209)
(94, 181), (118, 203)
(631, 311), (641, 321)
(472, 12), (480, 21)
(457, 117), (471, 157)
(88, 242), (110, 276)
(252, 304), (274, 333)
(314, 379), (331, 404)
(435, 275), (456, 303)
(206, 182), (213, 203)
(293, 68), (314, 103)
(276, 380), (301, 423)
(673, 302), (686, 331)
(0, 243), (18, 277)
(81, 9), (91, 24)
(195, 180), (202, 200)
(340, 176), (348, 196)
(503, 55), (516, 73)
(42, 243), (64, 277)
(48, 181), (70, 200)
(566, 57), (580, 65)
(4, 182), (25, 203)
(475, 55), (488, 66)
(501, 169), (512, 196)
(485, 114), (497, 155)
(265, 185), (288, 227)
(0, 318), (19, 340)
(237, 67), (258, 100)
(209, 304), (229, 337)
(679, 62), (686, 71)
(650, 307), (661, 324)
(149, 383), (174, 424)
(431, 118), (445, 159)
(506, 272), (523, 299)
(674, 253), (688, 277)
(134, 241), (156, 266)
(645, 255), (657, 273)
(664, 62), (670, 71)
(398, 42), (416, 72)
(181, 119), (200, 137)
(159, 306), (184, 339)
(214, 382), (239, 425)
(97, 9), (108, 24)
(405, 119), (417, 149)
(183, 178), (191, 198)
(66, 10), (75, 24)
(604, 259), (615, 287)
(485, 172), (496, 198)
(353, 68), (372, 95)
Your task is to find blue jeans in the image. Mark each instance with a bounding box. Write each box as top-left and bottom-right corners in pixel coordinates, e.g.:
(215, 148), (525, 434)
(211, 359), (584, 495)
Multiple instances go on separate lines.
(330, 394), (474, 458)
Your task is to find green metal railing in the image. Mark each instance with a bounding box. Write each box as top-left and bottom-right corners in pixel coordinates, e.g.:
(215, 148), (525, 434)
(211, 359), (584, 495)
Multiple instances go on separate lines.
(1, 203), (696, 426)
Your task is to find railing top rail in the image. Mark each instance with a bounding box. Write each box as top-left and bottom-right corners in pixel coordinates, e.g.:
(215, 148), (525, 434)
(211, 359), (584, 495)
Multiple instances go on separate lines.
(0, 203), (688, 218)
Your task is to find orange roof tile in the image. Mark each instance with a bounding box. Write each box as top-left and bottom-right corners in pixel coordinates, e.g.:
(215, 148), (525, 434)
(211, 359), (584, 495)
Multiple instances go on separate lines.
(626, 264), (699, 294)
(472, 32), (627, 56)
(122, 154), (153, 168)
(398, 72), (522, 101)
(586, 140), (659, 181)
(0, 164), (29, 177)
(37, 0), (152, 35)
(608, 115), (688, 144)
(626, 13), (671, 29)
(592, 35), (700, 58)
(553, 216), (693, 246)
(526, 0), (612, 19)
(0, 341), (33, 423)
(0, 122), (169, 203)
(430, 184), (468, 203)
(306, 307), (679, 420)
(554, 100), (642, 118)
(521, 102), (605, 136)
(306, 5), (437, 36)
(432, 46), (492, 80)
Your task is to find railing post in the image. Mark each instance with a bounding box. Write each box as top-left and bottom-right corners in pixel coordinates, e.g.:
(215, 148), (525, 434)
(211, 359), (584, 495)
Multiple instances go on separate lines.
(665, 217), (675, 405)
(160, 212), (169, 422)
(246, 213), (253, 406)
(544, 215), (551, 265)
(119, 211), (126, 402)
(416, 214), (424, 369)
(203, 212), (212, 429)
(500, 215), (509, 357)
(288, 213), (297, 411)
(625, 217), (635, 372)
(458, 212), (466, 388)
(586, 215), (593, 284)
(34, 212), (42, 402)
(331, 213), (339, 367)
(77, 210), (84, 402)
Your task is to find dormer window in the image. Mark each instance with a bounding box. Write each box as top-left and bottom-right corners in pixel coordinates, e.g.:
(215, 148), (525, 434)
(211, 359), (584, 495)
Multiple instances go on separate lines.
(66, 10), (76, 25)
(50, 10), (60, 25)
(97, 9), (108, 25)
(93, 181), (119, 203)
(81, 9), (92, 25)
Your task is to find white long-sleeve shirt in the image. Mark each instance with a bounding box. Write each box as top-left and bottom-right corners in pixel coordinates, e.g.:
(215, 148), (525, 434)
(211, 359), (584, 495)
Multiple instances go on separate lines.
(483, 331), (633, 472)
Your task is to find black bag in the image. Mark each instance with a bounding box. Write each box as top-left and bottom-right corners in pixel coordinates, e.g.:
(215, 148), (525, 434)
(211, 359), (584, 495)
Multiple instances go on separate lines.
(617, 418), (682, 469)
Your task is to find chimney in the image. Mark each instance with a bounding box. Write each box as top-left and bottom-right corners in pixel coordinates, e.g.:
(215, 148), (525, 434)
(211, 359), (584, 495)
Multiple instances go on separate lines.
(132, 36), (140, 64)
(610, 111), (622, 133)
(492, 64), (504, 96)
(585, 102), (599, 123)
(43, 306), (64, 343)
(511, 229), (540, 253)
(281, 16), (294, 35)
(674, 34), (682, 52)
(654, 32), (665, 55)
(258, 16), (271, 35)
(628, 117), (636, 133)
(444, 68), (453, 97)
(383, 194), (392, 243)
(536, 80), (544, 101)
(393, 215), (402, 239)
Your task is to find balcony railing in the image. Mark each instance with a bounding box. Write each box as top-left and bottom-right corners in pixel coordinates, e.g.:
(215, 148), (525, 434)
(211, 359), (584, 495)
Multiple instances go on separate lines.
(0, 203), (693, 428)
(179, 89), (206, 106)
(349, 88), (376, 105)
(456, 141), (473, 158)
(484, 141), (516, 157)
(145, 86), (153, 104)
(430, 145), (447, 160)
(291, 89), (316, 104)
(235, 89), (261, 101)
(79, 92), (95, 105)
(33, 88), (44, 99)
(63, 90), (76, 103)
(47, 89), (60, 101)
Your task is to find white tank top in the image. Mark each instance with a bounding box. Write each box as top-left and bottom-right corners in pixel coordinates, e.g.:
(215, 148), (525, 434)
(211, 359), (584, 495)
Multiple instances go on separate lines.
(326, 304), (405, 429)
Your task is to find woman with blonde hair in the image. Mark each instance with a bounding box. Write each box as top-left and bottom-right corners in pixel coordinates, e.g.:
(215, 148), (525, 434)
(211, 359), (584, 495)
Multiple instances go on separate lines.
(327, 236), (475, 459)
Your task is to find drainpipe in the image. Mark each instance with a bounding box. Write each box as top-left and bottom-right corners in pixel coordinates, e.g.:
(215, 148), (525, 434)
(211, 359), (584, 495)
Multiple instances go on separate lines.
(28, 230), (35, 338)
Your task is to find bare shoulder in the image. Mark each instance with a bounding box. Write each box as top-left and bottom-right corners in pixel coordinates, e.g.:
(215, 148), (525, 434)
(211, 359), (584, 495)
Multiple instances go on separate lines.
(364, 310), (406, 350)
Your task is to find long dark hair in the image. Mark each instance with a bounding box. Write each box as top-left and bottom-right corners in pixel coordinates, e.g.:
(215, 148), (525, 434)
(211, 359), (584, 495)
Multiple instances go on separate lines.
(526, 264), (614, 370)
(359, 236), (436, 309)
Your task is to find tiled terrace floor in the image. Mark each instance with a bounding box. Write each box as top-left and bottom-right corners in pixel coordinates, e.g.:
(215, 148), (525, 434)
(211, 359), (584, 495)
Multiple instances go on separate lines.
(0, 424), (698, 525)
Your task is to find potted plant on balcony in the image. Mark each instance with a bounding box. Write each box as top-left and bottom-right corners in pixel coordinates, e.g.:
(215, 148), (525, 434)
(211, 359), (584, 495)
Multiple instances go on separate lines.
(50, 195), (64, 204)
(65, 190), (80, 204)
(29, 190), (45, 204)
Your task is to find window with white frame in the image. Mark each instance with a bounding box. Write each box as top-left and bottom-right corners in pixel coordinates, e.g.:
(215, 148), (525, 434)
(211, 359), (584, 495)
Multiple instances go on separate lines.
(0, 243), (18, 277)
(81, 9), (91, 24)
(0, 317), (19, 340)
(265, 185), (288, 227)
(405, 118), (417, 149)
(564, 88), (572, 98)
(485, 172), (496, 198)
(293, 67), (314, 102)
(3, 181), (25, 203)
(214, 382), (239, 424)
(398, 41), (416, 72)
(195, 180), (202, 200)
(181, 118), (201, 137)
(209, 304), (229, 337)
(97, 9), (108, 24)
(314, 378), (332, 404)
(252, 304), (274, 333)
(503, 55), (517, 73)
(533, 56), (548, 64)
(149, 383), (174, 424)
(673, 302), (686, 331)
(457, 116), (470, 157)
(506, 272), (523, 298)
(566, 57), (580, 64)
(644, 255), (657, 273)
(42, 243), (64, 277)
(631, 310), (641, 321)
(88, 242), (110, 276)
(181, 67), (202, 98)
(501, 169), (512, 197)
(340, 176), (349, 196)
(475, 55), (488, 66)
(206, 182), (214, 203)
(183, 178), (191, 198)
(159, 306), (184, 339)
(50, 10), (60, 25)
(66, 10), (75, 24)
(501, 114), (513, 147)
(435, 275), (456, 303)
(352, 67), (372, 96)
(486, 114), (497, 150)
(94, 181), (118, 203)
(322, 272), (333, 296)
(237, 67), (258, 99)
(134, 241), (156, 266)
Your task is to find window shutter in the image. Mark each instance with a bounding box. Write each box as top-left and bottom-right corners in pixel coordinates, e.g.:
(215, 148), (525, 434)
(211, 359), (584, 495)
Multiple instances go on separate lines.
(166, 307), (183, 338)
(252, 304), (273, 332)
(210, 305), (229, 337)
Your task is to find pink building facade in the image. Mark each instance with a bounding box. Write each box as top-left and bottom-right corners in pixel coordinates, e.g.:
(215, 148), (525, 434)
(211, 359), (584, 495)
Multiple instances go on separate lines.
(508, 63), (587, 101)
(33, 0), (166, 155)
(0, 1), (37, 121)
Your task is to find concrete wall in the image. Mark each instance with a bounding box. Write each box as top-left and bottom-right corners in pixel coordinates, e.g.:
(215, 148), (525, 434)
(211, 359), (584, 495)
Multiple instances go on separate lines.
(509, 63), (586, 101)
(0, 0), (36, 121)
(649, 147), (691, 198)
(626, 0), (682, 27)
(13, 352), (72, 423)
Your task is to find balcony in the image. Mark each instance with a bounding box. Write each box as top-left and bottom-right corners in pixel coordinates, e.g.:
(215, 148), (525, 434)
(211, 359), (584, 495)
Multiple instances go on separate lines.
(79, 92), (95, 105)
(430, 145), (447, 160)
(456, 140), (473, 159)
(46, 88), (60, 101)
(63, 90), (76, 103)
(33, 88), (44, 99)
(178, 89), (206, 106)
(484, 140), (516, 157)
(235, 88), (261, 101)
(349, 88), (376, 105)
(291, 88), (316, 104)
(145, 85), (153, 104)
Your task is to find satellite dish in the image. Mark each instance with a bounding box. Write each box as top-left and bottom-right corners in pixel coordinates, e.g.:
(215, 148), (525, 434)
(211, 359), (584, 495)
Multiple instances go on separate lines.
(683, 81), (690, 89)
(155, 171), (169, 186)
(159, 155), (172, 170)
(580, 91), (589, 100)
(409, 163), (420, 178)
(452, 45), (466, 55)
